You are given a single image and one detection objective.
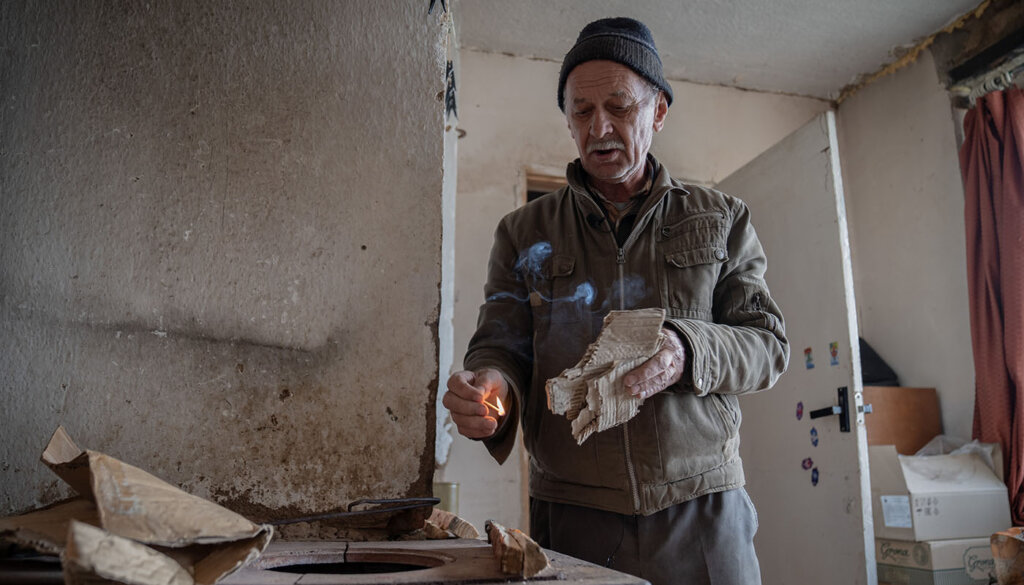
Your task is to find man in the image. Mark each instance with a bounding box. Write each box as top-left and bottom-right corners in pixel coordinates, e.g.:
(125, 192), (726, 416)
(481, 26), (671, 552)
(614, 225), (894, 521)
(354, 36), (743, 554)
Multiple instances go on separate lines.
(443, 17), (789, 585)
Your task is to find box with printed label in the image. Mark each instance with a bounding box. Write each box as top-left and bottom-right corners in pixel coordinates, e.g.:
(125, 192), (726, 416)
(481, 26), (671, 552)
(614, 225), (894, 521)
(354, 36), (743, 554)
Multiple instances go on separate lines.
(869, 444), (1011, 541)
(876, 537), (995, 585)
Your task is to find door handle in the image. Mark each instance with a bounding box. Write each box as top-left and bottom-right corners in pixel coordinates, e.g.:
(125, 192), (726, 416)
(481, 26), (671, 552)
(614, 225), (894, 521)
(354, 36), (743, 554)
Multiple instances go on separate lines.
(809, 387), (851, 432)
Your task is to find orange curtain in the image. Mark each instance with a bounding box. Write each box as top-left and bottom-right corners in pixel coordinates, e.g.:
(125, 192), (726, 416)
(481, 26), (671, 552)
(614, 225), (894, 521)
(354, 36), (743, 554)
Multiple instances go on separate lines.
(960, 88), (1024, 526)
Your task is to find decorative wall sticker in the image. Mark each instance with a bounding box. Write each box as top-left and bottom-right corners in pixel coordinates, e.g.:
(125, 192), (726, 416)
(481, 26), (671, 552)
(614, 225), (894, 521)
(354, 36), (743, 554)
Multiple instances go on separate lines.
(796, 401), (804, 420)
(801, 457), (813, 470)
(829, 341), (839, 366)
(804, 347), (815, 369)
(810, 427), (819, 447)
(811, 467), (820, 486)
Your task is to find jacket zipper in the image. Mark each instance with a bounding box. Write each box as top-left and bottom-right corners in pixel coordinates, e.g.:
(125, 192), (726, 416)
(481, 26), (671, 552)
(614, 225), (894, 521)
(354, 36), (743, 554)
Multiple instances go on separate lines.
(616, 245), (641, 513)
(616, 248), (626, 309)
(586, 192), (658, 515)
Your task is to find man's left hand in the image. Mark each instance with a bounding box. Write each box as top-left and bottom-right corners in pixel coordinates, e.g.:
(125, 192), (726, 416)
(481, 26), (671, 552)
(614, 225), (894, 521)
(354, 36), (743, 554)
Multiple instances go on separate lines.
(623, 327), (687, 399)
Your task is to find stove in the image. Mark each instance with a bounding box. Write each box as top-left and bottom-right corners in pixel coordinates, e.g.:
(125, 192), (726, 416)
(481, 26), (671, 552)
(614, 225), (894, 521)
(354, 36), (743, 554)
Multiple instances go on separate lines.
(225, 539), (649, 584)
(0, 539), (649, 585)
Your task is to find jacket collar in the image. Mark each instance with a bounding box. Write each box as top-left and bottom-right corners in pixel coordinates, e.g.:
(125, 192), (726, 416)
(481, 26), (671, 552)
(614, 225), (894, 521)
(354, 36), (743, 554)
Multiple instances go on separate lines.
(566, 153), (687, 211)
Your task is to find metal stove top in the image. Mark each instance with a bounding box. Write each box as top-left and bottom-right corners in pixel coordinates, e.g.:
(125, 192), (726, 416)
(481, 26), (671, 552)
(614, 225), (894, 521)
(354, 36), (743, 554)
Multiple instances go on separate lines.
(0, 539), (650, 585)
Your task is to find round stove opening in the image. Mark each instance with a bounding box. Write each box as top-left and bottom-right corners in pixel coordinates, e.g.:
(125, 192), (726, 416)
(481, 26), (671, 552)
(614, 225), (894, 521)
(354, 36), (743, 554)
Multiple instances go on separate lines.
(261, 549), (447, 576)
(268, 561), (424, 575)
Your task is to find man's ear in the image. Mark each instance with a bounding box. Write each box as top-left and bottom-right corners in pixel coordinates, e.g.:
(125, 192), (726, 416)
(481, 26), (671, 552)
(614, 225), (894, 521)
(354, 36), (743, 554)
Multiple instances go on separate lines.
(652, 92), (669, 132)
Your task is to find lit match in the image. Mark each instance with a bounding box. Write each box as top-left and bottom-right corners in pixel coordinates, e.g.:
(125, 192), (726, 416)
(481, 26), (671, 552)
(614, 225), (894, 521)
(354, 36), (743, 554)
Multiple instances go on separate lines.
(483, 395), (505, 417)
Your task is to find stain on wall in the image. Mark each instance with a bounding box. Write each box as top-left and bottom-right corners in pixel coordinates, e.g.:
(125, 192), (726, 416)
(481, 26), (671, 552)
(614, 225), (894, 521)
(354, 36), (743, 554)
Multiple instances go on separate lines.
(0, 0), (449, 527)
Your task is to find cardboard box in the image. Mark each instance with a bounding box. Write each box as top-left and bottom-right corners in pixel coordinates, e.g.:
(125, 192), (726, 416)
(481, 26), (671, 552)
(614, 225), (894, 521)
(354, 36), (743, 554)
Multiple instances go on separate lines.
(876, 537), (996, 585)
(869, 444), (1011, 541)
(864, 386), (943, 454)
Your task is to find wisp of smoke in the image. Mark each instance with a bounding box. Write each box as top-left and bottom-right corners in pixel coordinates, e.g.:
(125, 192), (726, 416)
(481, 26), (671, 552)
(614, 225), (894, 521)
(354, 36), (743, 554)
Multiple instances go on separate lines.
(568, 282), (596, 305)
(486, 242), (597, 309)
(487, 281), (596, 306)
(603, 274), (650, 310)
(487, 291), (529, 303)
(514, 242), (552, 279)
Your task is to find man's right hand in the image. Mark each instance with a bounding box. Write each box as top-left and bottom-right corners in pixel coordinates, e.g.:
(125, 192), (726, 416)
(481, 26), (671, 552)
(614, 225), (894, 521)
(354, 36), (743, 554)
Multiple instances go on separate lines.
(443, 368), (509, 439)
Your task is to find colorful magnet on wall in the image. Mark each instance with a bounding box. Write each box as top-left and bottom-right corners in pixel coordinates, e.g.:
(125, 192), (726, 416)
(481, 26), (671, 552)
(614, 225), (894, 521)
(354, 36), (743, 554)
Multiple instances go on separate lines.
(802, 457), (813, 470)
(810, 427), (819, 447)
(796, 401), (804, 420)
(804, 347), (815, 369)
(829, 342), (839, 366)
(811, 467), (819, 486)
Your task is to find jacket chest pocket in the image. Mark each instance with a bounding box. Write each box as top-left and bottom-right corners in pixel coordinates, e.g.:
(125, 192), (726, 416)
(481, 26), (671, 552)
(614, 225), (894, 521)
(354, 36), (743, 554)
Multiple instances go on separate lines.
(529, 254), (588, 325)
(658, 212), (729, 319)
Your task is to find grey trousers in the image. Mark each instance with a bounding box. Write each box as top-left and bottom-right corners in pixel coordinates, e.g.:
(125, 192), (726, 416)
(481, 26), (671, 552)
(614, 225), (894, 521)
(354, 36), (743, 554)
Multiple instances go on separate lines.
(530, 488), (761, 585)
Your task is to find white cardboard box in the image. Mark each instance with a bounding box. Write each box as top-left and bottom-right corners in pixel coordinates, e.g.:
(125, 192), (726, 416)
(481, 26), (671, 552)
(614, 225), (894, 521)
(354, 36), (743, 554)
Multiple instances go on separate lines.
(876, 537), (996, 585)
(869, 444), (1011, 541)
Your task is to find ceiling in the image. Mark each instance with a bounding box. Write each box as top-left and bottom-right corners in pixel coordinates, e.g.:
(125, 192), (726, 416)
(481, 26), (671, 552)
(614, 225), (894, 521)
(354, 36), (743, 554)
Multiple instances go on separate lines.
(453, 0), (983, 100)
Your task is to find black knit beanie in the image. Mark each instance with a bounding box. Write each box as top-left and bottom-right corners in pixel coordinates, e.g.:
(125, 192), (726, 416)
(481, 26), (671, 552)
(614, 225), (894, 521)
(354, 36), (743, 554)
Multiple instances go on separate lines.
(557, 17), (674, 112)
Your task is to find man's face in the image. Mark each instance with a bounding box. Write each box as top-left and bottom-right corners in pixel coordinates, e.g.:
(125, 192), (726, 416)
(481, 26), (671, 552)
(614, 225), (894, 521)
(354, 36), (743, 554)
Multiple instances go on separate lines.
(564, 60), (668, 188)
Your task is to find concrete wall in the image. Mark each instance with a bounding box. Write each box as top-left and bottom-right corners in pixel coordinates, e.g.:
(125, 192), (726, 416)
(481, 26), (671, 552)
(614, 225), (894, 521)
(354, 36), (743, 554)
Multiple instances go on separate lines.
(836, 51), (974, 440)
(439, 49), (830, 531)
(0, 1), (451, 526)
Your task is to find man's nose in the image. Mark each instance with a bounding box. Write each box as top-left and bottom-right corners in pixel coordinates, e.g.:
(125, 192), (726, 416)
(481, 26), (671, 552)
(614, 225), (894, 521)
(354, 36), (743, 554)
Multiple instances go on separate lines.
(589, 108), (612, 137)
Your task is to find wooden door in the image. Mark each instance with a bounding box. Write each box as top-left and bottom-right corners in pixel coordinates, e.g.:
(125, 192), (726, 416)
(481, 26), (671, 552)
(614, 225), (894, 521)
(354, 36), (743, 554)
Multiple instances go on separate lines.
(716, 112), (875, 585)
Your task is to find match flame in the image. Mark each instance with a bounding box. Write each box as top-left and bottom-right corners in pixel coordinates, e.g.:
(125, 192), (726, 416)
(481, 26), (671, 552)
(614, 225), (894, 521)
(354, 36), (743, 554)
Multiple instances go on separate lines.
(483, 395), (505, 417)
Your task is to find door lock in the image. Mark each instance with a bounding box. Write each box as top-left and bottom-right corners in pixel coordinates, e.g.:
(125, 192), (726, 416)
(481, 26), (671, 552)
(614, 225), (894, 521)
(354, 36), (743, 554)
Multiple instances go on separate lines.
(809, 387), (852, 432)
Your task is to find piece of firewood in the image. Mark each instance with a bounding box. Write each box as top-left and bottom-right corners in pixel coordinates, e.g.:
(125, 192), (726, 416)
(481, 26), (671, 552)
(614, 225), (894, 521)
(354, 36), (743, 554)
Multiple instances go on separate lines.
(485, 520), (548, 578)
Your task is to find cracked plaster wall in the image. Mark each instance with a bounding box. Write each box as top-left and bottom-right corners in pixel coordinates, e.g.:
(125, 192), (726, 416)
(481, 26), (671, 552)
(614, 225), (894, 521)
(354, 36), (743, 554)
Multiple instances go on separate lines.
(1, 1), (450, 525)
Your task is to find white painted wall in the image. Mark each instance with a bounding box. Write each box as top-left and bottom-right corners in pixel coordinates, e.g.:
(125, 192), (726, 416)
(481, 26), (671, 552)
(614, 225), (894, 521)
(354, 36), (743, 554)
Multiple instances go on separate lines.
(836, 51), (974, 440)
(439, 49), (830, 532)
(1, 1), (449, 529)
(438, 52), (577, 533)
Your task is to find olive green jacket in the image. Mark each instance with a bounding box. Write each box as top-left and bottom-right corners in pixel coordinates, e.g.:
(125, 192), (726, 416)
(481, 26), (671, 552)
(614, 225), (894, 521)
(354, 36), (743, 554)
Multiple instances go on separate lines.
(463, 155), (789, 516)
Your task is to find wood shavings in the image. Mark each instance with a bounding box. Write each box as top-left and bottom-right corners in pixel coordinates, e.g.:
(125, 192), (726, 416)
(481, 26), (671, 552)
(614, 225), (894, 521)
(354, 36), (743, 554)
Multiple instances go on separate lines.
(546, 308), (666, 444)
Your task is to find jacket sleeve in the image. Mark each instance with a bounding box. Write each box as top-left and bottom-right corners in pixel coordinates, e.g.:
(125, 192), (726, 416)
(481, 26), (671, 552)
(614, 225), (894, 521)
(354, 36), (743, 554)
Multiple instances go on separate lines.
(462, 217), (534, 464)
(667, 198), (790, 397)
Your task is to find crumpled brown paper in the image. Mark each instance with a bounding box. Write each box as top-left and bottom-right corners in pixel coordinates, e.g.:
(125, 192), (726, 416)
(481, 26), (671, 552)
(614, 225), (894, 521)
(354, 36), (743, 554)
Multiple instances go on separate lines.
(0, 427), (273, 585)
(485, 520), (548, 578)
(63, 520), (193, 585)
(992, 527), (1024, 585)
(424, 507), (479, 539)
(546, 308), (666, 444)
